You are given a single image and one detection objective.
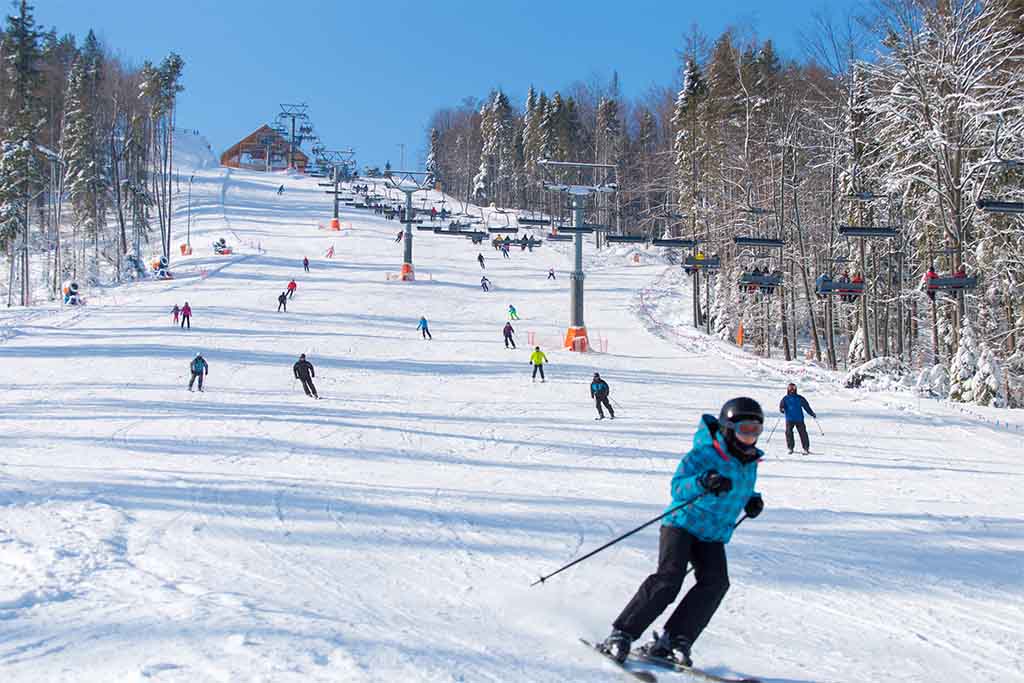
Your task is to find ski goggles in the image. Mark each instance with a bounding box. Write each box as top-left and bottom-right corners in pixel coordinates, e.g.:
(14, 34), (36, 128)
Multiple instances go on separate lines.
(722, 419), (764, 437)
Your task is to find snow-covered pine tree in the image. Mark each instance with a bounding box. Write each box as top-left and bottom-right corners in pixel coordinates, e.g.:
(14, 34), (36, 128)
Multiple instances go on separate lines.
(0, 0), (46, 306)
(61, 46), (110, 284)
(848, 326), (866, 367)
(425, 128), (440, 187)
(472, 96), (494, 200)
(948, 319), (979, 403)
(491, 91), (515, 207)
(973, 342), (1007, 408)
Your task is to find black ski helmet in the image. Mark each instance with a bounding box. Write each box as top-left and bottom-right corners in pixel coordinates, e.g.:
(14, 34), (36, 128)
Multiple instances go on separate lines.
(719, 396), (764, 425)
(719, 396), (763, 462)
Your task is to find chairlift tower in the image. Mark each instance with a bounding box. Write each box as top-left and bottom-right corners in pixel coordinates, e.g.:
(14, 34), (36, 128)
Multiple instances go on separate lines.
(320, 149), (355, 227)
(538, 160), (617, 351)
(278, 103), (309, 169)
(840, 190), (900, 363)
(385, 170), (435, 281)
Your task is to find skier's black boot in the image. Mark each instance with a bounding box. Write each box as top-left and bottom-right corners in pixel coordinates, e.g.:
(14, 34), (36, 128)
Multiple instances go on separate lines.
(668, 634), (693, 667)
(646, 631), (692, 667)
(600, 629), (633, 664)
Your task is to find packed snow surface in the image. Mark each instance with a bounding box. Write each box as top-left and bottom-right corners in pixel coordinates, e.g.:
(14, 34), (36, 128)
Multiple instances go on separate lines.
(1, 152), (1022, 682)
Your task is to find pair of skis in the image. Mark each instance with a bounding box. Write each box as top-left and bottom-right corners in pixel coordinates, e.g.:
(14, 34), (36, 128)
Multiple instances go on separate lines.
(580, 638), (761, 683)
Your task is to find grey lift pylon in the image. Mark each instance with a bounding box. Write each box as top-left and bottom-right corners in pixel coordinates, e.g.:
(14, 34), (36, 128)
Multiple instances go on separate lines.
(385, 170), (436, 281)
(538, 159), (617, 351)
(319, 149), (356, 226)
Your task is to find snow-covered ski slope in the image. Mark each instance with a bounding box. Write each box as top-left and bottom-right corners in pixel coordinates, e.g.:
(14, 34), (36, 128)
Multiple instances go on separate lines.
(1, 145), (1022, 683)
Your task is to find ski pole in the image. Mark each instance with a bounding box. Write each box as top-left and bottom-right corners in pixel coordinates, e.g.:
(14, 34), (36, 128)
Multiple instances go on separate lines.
(610, 397), (623, 409)
(813, 416), (824, 436)
(531, 491), (709, 587)
(766, 417), (781, 443)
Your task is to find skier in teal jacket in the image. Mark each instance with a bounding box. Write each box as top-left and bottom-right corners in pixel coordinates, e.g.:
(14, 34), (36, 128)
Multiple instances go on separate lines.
(601, 397), (765, 668)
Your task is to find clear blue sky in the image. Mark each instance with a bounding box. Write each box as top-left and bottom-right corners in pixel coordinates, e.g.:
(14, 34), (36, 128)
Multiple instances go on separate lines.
(38, 0), (861, 170)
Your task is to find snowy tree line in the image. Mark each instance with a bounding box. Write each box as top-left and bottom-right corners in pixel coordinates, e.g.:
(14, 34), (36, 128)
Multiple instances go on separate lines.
(424, 0), (1024, 409)
(0, 0), (185, 306)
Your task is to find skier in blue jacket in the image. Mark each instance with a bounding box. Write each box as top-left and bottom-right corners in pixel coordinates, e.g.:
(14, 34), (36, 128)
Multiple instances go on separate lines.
(601, 397), (765, 668)
(416, 316), (432, 340)
(780, 382), (816, 454)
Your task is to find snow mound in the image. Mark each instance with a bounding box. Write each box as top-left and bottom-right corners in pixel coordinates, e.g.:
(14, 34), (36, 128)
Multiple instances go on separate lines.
(172, 129), (217, 171)
(844, 356), (910, 390)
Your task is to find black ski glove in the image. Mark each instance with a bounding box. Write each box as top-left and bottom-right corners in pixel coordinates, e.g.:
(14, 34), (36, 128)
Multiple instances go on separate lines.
(699, 470), (733, 495)
(745, 495), (764, 519)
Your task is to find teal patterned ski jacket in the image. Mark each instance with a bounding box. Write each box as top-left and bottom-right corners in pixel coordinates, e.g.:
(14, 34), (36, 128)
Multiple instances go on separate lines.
(662, 414), (762, 543)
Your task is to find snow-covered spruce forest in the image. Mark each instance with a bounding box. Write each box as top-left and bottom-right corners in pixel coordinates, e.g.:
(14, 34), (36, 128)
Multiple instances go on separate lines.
(0, 1), (184, 309)
(424, 0), (1024, 408)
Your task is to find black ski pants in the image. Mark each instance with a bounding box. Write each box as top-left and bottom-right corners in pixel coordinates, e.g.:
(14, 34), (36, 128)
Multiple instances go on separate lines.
(421, 327), (432, 339)
(278, 300), (286, 312)
(303, 263), (310, 273)
(532, 364), (545, 380)
(595, 394), (614, 418)
(785, 420), (810, 452)
(180, 315), (190, 329)
(298, 375), (317, 397)
(504, 334), (516, 348)
(613, 525), (729, 644)
(188, 371), (204, 391)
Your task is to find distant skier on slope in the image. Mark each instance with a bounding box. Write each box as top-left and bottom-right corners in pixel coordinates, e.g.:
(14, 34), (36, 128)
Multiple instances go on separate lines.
(171, 304), (180, 325)
(395, 230), (403, 243)
(508, 304), (520, 320)
(779, 382), (817, 454)
(590, 372), (614, 420)
(277, 292), (288, 312)
(481, 276), (491, 292)
(599, 397), (765, 668)
(303, 256), (310, 273)
(478, 253), (485, 269)
(293, 353), (318, 399)
(180, 302), (192, 329)
(287, 279), (297, 299)
(188, 353), (209, 392)
(277, 184), (284, 195)
(529, 346), (548, 382)
(547, 267), (556, 280)
(503, 322), (516, 349)
(417, 316), (432, 340)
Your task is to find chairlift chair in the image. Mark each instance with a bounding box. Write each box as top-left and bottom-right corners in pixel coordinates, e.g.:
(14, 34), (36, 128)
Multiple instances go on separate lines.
(606, 235), (646, 244)
(925, 276), (978, 291)
(546, 233), (574, 242)
(734, 236), (785, 249)
(976, 199), (1024, 214)
(684, 255), (721, 269)
(739, 272), (784, 289)
(838, 225), (899, 238)
(652, 238), (698, 248)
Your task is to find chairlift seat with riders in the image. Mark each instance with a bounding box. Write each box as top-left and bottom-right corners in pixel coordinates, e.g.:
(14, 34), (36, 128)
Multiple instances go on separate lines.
(815, 277), (864, 297)
(739, 273), (783, 288)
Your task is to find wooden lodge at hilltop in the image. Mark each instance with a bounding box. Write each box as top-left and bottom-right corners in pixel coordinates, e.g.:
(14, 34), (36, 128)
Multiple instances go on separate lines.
(220, 124), (309, 172)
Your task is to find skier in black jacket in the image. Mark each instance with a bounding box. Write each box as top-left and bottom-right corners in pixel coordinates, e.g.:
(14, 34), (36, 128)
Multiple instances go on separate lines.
(591, 372), (615, 419)
(277, 292), (288, 312)
(293, 354), (318, 398)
